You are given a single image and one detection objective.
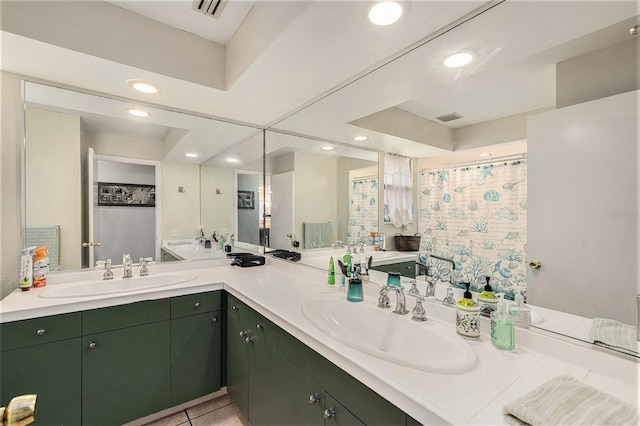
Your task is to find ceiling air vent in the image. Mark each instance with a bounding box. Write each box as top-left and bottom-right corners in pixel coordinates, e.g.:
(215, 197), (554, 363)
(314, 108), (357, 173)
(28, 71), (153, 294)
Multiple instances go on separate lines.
(192, 0), (227, 19)
(435, 112), (464, 123)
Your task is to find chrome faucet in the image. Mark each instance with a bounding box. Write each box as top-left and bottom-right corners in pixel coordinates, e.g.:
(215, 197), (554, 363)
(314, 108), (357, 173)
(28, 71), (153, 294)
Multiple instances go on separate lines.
(378, 285), (409, 315)
(425, 274), (445, 298)
(139, 257), (151, 276)
(98, 259), (114, 280)
(122, 253), (133, 278)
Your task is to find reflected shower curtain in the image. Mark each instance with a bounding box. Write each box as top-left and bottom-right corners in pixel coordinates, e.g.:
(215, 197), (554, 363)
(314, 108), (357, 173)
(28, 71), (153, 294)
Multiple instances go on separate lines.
(418, 158), (527, 299)
(348, 177), (379, 244)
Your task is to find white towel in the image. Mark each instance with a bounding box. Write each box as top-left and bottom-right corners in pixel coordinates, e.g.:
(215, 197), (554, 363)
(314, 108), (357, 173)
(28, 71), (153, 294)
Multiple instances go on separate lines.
(589, 318), (640, 357)
(503, 375), (639, 426)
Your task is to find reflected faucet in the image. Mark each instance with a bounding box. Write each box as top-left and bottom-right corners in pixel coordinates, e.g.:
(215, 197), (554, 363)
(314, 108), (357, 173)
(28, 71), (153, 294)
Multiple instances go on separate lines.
(425, 274), (446, 298)
(122, 253), (133, 278)
(378, 285), (409, 315)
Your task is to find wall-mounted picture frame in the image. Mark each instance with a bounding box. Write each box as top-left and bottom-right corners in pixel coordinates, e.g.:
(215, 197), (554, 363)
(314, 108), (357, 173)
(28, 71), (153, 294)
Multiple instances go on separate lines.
(238, 190), (255, 209)
(98, 182), (156, 207)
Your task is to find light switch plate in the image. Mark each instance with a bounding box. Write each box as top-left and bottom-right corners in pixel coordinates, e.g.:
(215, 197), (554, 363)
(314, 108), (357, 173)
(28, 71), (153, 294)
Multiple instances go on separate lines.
(171, 229), (180, 237)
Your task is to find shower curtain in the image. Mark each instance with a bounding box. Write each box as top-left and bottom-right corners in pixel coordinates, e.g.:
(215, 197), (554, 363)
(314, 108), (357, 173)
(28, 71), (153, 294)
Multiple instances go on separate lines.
(418, 157), (527, 299)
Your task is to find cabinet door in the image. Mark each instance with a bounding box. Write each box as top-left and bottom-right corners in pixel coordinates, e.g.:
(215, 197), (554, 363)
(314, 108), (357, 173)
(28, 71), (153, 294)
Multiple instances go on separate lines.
(0, 338), (81, 426)
(171, 311), (222, 406)
(324, 392), (365, 426)
(82, 321), (170, 425)
(278, 356), (324, 426)
(247, 334), (279, 426)
(227, 311), (249, 419)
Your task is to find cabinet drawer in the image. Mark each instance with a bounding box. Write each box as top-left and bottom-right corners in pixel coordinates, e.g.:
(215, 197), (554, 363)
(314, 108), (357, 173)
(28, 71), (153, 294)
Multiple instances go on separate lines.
(227, 293), (247, 323)
(1, 312), (81, 351)
(371, 261), (416, 278)
(248, 309), (280, 351)
(171, 291), (221, 319)
(83, 299), (170, 334)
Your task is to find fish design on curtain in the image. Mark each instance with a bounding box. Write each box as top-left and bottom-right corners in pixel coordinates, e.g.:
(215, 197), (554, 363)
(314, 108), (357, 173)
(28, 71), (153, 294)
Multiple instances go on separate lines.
(418, 158), (527, 300)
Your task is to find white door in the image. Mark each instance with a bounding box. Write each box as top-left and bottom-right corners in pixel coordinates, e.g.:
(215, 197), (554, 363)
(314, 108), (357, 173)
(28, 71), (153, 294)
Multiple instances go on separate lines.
(86, 147), (100, 267)
(270, 172), (295, 250)
(527, 90), (638, 324)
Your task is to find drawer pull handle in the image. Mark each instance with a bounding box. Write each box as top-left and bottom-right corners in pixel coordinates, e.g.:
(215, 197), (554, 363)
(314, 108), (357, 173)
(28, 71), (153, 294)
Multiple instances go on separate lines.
(245, 336), (254, 344)
(194, 302), (201, 308)
(324, 407), (336, 420)
(308, 393), (320, 405)
(89, 341), (97, 349)
(36, 329), (46, 335)
(256, 323), (263, 330)
(232, 305), (238, 311)
(212, 317), (218, 323)
(239, 330), (247, 337)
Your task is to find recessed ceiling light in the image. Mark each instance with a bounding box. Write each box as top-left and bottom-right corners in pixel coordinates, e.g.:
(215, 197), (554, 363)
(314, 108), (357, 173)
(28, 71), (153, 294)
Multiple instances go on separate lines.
(126, 107), (149, 117)
(444, 52), (474, 68)
(477, 152), (492, 158)
(321, 146), (334, 151)
(226, 158), (239, 163)
(353, 135), (368, 141)
(126, 79), (162, 94)
(185, 152), (200, 158)
(368, 2), (403, 26)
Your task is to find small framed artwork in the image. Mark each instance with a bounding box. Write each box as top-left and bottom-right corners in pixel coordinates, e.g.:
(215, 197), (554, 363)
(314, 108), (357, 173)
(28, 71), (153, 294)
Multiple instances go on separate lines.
(98, 182), (156, 207)
(238, 190), (255, 209)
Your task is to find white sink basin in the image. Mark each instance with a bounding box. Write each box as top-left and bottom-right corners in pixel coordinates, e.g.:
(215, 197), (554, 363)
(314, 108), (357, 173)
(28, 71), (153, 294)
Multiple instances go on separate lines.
(39, 274), (197, 298)
(302, 294), (477, 374)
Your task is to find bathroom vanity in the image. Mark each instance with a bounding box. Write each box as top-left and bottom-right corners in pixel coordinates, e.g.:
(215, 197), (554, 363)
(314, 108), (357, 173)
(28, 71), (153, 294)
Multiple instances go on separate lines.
(0, 259), (637, 425)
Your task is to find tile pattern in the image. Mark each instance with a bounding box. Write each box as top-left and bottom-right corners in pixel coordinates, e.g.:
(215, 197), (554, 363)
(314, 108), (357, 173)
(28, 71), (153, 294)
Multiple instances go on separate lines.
(145, 395), (248, 426)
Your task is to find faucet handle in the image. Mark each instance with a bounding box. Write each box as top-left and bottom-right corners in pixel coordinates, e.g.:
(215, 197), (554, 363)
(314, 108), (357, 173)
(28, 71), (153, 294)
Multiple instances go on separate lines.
(102, 259), (114, 280)
(412, 297), (427, 322)
(407, 279), (420, 296)
(139, 257), (152, 276)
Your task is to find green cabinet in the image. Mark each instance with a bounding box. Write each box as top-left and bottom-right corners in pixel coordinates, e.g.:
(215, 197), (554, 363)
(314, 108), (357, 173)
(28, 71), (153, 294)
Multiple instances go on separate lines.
(0, 312), (82, 426)
(226, 294), (250, 418)
(82, 299), (171, 425)
(371, 261), (416, 278)
(170, 292), (222, 406)
(1, 290), (223, 426)
(226, 293), (408, 426)
(278, 356), (324, 426)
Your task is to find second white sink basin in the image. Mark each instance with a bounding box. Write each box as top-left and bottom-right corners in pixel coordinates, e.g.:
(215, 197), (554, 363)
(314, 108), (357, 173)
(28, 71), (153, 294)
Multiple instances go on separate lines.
(39, 274), (197, 298)
(302, 294), (477, 374)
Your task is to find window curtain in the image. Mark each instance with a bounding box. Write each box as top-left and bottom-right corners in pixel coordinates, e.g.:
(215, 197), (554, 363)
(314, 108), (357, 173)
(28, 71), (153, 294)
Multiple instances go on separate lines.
(384, 155), (413, 227)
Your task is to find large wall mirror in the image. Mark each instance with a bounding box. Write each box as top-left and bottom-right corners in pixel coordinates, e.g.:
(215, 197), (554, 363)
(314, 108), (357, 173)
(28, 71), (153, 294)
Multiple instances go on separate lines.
(23, 81), (263, 270)
(271, 2), (639, 354)
(264, 130), (379, 252)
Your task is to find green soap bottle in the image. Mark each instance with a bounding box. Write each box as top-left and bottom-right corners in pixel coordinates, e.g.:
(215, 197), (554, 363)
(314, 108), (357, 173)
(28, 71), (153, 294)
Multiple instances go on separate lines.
(490, 293), (515, 351)
(328, 256), (335, 285)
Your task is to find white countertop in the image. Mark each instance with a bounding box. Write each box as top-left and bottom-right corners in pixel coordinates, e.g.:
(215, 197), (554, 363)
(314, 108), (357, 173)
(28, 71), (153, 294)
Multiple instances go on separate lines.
(161, 240), (230, 261)
(1, 259), (637, 424)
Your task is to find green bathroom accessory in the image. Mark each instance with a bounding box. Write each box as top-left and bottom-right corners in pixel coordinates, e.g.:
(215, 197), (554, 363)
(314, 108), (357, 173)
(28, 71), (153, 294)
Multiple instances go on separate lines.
(328, 256), (335, 285)
(491, 293), (515, 350)
(456, 283), (480, 338)
(386, 271), (401, 287)
(347, 278), (364, 302)
(478, 276), (497, 317)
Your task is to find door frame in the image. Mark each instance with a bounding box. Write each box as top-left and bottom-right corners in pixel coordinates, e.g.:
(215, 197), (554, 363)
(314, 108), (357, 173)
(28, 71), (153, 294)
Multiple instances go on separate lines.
(94, 154), (162, 262)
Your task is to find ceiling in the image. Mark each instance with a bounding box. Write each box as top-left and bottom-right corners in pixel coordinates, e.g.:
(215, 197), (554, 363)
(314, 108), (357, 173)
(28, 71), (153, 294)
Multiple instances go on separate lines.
(2, 0), (639, 161)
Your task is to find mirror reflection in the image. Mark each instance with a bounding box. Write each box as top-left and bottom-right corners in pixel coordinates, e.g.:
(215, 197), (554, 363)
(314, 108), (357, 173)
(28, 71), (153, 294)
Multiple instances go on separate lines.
(23, 82), (261, 269)
(264, 131), (379, 252)
(272, 3), (639, 353)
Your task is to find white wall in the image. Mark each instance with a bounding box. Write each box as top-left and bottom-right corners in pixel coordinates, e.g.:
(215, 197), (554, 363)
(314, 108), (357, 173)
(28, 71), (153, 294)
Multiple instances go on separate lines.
(85, 131), (165, 161)
(294, 152), (337, 246)
(0, 71), (23, 299)
(200, 165), (235, 237)
(161, 161), (200, 241)
(25, 108), (82, 270)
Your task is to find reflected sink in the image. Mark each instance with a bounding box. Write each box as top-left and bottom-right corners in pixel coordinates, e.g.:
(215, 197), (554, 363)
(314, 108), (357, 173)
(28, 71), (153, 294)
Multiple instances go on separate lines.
(364, 251), (398, 260)
(39, 274), (197, 298)
(302, 294), (477, 374)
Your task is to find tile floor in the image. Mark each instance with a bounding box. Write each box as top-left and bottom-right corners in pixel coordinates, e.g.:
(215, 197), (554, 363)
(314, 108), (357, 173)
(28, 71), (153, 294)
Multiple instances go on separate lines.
(144, 395), (249, 426)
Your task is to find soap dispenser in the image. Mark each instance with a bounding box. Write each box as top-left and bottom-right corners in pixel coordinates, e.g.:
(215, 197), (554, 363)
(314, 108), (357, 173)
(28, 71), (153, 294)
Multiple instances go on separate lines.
(510, 291), (531, 327)
(456, 283), (480, 338)
(477, 276), (497, 317)
(490, 293), (515, 351)
(328, 256), (335, 286)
